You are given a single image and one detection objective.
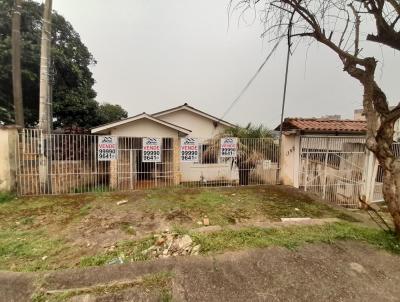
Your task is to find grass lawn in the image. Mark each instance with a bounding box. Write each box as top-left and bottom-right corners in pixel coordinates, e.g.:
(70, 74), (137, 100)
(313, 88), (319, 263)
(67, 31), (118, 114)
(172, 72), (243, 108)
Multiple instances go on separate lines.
(0, 186), (396, 272)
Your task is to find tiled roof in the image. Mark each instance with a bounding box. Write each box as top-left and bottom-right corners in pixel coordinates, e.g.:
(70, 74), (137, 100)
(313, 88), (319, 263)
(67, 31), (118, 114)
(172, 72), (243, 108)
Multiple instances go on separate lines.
(276, 118), (367, 133)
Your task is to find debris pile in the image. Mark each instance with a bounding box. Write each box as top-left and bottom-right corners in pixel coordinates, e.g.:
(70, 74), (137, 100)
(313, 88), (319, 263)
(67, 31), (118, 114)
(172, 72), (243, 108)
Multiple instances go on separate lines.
(142, 231), (200, 259)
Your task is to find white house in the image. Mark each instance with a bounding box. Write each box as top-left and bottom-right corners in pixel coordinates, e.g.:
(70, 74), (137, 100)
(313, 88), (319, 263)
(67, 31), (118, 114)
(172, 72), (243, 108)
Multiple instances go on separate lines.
(91, 103), (239, 187)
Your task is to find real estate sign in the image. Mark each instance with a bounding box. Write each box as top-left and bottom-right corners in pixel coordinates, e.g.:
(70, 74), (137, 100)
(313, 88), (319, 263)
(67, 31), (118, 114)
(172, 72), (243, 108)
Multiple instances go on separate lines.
(98, 136), (118, 161)
(220, 137), (237, 158)
(142, 137), (162, 162)
(180, 138), (199, 162)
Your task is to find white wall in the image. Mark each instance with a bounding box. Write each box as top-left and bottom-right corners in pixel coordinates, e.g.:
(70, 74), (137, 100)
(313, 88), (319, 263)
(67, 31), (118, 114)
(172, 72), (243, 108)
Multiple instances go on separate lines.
(109, 118), (179, 138)
(280, 134), (300, 187)
(180, 161), (239, 183)
(0, 127), (18, 192)
(156, 109), (228, 138)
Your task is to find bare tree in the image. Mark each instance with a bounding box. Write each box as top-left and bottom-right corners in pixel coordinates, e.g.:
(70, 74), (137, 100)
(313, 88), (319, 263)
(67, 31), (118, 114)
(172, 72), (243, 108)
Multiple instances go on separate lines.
(38, 0), (53, 133)
(11, 0), (24, 127)
(231, 0), (400, 236)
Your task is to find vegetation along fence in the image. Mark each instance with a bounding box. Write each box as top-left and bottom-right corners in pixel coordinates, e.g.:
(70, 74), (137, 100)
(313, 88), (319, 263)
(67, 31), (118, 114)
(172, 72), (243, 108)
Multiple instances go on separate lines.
(16, 129), (280, 195)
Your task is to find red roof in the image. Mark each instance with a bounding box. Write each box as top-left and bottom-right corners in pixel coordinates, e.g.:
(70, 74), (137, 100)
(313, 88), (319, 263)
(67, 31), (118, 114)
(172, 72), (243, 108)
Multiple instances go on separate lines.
(277, 118), (367, 133)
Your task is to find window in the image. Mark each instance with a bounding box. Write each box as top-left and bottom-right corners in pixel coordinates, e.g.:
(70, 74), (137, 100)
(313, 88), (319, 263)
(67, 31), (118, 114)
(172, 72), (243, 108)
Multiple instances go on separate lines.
(199, 144), (218, 164)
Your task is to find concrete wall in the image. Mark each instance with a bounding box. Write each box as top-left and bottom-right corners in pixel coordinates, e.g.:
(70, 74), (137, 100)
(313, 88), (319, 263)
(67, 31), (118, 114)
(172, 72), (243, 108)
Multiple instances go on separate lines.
(279, 133), (300, 187)
(156, 109), (228, 138)
(0, 126), (19, 192)
(252, 162), (279, 184)
(109, 118), (179, 138)
(180, 161), (239, 183)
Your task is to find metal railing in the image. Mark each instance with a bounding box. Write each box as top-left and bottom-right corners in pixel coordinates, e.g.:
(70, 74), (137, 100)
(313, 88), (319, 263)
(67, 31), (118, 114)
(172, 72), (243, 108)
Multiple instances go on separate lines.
(299, 136), (367, 208)
(15, 129), (280, 195)
(299, 136), (399, 208)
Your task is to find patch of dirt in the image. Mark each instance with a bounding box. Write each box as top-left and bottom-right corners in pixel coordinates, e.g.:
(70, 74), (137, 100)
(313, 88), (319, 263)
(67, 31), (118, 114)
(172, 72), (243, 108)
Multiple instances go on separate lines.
(65, 208), (171, 251)
(165, 209), (192, 222)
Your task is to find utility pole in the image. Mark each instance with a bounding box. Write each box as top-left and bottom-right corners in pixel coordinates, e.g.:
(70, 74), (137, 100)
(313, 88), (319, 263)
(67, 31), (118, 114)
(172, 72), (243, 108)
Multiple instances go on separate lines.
(38, 0), (53, 193)
(11, 0), (24, 127)
(38, 0), (53, 133)
(277, 13), (294, 183)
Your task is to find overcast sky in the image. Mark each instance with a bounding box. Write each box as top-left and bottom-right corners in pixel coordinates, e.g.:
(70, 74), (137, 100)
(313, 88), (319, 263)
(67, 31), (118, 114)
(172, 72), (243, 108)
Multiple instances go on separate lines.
(48, 0), (399, 129)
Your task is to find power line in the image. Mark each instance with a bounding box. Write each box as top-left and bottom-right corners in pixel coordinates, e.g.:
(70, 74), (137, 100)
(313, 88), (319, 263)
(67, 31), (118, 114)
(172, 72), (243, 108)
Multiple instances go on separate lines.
(216, 34), (285, 124)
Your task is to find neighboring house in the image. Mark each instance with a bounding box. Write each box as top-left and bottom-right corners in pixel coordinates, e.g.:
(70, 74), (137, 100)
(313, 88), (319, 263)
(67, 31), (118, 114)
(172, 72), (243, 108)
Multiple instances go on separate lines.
(277, 117), (367, 136)
(91, 103), (239, 186)
(275, 117), (367, 188)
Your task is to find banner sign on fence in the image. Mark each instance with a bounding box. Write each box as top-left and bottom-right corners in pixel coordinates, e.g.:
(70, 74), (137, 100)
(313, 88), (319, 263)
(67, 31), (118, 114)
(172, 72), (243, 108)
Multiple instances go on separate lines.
(142, 137), (162, 162)
(180, 138), (199, 162)
(221, 137), (237, 158)
(98, 136), (118, 161)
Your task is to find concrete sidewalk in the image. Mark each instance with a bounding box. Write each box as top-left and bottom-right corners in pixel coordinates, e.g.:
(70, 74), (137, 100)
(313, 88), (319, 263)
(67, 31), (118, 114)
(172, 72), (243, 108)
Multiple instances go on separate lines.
(1, 241), (400, 302)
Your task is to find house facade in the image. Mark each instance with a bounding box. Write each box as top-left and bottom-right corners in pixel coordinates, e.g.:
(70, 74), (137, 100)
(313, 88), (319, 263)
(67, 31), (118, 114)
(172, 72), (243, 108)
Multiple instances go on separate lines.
(275, 117), (367, 187)
(91, 103), (239, 187)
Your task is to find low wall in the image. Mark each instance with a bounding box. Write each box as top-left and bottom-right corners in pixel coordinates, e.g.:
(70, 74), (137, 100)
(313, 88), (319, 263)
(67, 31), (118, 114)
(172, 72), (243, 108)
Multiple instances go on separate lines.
(180, 162), (239, 183)
(0, 126), (19, 192)
(251, 162), (279, 184)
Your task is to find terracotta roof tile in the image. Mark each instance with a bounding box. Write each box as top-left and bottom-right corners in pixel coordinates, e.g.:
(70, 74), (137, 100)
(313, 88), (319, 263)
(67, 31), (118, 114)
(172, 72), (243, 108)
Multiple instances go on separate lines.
(277, 118), (367, 133)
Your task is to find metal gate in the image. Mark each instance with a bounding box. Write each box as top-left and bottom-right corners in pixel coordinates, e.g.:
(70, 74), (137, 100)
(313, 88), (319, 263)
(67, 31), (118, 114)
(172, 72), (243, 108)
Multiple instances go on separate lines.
(15, 129), (280, 195)
(298, 136), (367, 208)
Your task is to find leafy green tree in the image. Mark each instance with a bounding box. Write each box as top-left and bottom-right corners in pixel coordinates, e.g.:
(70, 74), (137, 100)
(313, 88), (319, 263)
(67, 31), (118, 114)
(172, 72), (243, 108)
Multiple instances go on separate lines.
(0, 0), (124, 128)
(96, 103), (128, 125)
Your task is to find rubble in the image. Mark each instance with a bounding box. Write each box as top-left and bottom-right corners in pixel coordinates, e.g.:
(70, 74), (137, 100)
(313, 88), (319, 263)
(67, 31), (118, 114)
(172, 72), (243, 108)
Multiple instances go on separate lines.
(142, 231), (200, 259)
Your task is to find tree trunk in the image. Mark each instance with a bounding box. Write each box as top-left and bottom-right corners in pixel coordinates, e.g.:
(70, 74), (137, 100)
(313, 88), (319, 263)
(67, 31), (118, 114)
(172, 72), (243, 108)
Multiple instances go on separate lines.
(11, 0), (24, 127)
(360, 69), (400, 237)
(380, 158), (400, 236)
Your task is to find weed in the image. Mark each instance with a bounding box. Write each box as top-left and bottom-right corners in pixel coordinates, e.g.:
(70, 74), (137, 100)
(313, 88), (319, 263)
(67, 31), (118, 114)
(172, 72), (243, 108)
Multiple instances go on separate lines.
(19, 216), (34, 225)
(0, 230), (66, 271)
(118, 222), (136, 235)
(79, 237), (154, 267)
(0, 191), (16, 204)
(78, 204), (92, 216)
(191, 222), (400, 254)
(32, 272), (173, 302)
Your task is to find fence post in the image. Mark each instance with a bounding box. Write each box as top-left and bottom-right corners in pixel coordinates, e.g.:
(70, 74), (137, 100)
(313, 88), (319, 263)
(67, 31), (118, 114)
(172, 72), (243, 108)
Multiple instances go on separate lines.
(292, 135), (301, 188)
(173, 138), (180, 185)
(0, 126), (20, 192)
(322, 138), (330, 199)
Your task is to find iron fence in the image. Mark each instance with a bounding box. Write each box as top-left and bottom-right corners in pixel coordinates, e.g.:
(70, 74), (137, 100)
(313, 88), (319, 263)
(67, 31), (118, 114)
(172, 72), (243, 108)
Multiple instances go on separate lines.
(299, 136), (400, 208)
(299, 136), (367, 208)
(15, 129), (280, 195)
